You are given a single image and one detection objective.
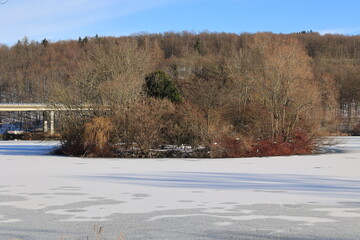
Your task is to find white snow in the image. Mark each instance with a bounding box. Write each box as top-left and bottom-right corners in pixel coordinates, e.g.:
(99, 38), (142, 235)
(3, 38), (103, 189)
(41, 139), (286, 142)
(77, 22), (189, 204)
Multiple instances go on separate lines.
(0, 137), (359, 224)
(312, 208), (360, 218)
(147, 213), (336, 224)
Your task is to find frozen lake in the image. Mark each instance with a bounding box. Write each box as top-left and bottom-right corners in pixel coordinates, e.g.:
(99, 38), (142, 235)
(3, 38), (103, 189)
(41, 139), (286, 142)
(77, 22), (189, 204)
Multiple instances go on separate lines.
(0, 137), (360, 239)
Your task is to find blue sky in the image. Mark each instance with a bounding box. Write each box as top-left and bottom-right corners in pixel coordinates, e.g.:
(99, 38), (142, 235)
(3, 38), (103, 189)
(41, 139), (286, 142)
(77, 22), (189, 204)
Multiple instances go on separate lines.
(1, 0), (360, 46)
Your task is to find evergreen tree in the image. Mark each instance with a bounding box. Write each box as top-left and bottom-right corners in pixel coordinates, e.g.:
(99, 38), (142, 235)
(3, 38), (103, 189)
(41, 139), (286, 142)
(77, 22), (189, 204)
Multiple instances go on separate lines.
(194, 40), (202, 54)
(145, 71), (182, 103)
(41, 38), (49, 47)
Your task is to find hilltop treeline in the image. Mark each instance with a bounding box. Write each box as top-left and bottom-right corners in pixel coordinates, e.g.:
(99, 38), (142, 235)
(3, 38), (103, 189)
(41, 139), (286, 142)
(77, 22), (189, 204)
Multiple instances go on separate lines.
(1, 32), (359, 157)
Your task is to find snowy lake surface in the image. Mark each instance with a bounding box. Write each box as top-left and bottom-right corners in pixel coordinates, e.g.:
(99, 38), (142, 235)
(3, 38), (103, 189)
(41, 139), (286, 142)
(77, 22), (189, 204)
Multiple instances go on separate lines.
(0, 137), (360, 239)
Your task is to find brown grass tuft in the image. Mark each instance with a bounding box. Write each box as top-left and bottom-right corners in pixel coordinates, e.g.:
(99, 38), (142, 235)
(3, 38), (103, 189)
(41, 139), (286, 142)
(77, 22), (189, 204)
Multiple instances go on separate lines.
(83, 117), (115, 157)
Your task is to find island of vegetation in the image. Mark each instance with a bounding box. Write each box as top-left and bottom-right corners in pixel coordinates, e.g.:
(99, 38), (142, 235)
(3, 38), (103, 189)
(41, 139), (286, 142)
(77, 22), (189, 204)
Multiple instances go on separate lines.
(1, 32), (359, 157)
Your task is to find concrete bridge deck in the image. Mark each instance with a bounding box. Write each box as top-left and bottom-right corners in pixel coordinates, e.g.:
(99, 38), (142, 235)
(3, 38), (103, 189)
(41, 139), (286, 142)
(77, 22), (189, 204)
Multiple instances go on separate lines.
(0, 103), (64, 112)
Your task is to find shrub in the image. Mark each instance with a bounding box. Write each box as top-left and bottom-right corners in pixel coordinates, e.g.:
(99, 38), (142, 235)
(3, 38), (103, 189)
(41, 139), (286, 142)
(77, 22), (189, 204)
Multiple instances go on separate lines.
(159, 103), (206, 147)
(249, 130), (317, 157)
(57, 116), (115, 157)
(115, 98), (175, 156)
(83, 117), (115, 157)
(210, 135), (252, 158)
(350, 122), (360, 136)
(58, 121), (87, 157)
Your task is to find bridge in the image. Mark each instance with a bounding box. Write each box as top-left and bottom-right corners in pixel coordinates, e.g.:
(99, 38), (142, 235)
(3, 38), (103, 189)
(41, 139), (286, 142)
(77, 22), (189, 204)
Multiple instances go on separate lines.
(0, 103), (69, 135)
(0, 103), (95, 136)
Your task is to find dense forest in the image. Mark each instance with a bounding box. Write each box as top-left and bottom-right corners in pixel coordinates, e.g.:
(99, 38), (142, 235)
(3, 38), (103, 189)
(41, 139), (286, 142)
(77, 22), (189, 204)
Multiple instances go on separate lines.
(1, 32), (360, 157)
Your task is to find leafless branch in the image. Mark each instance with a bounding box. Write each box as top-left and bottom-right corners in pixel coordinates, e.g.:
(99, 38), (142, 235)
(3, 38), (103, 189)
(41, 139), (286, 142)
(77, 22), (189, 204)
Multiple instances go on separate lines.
(0, 0), (9, 4)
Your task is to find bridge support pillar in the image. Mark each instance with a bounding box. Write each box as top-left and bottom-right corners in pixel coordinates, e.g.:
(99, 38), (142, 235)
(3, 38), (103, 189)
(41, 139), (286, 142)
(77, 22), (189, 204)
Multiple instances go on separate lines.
(43, 111), (48, 133)
(44, 120), (48, 133)
(50, 111), (54, 135)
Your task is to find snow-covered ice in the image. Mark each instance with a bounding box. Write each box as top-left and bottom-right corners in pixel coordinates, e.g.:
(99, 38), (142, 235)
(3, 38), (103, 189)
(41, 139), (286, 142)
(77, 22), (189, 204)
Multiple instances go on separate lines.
(0, 137), (360, 239)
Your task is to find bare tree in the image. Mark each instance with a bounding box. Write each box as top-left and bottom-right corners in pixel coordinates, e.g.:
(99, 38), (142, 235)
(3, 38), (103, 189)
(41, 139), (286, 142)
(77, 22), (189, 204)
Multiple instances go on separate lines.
(181, 55), (230, 139)
(246, 34), (320, 141)
(51, 38), (152, 156)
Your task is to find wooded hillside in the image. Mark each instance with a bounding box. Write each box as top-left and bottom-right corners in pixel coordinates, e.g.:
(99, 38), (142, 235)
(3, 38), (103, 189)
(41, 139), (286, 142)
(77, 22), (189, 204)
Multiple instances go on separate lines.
(1, 32), (359, 157)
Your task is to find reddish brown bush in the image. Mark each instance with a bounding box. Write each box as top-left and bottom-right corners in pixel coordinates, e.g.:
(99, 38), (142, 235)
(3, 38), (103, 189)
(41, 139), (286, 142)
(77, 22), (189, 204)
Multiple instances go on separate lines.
(350, 123), (360, 136)
(210, 135), (252, 158)
(249, 130), (317, 157)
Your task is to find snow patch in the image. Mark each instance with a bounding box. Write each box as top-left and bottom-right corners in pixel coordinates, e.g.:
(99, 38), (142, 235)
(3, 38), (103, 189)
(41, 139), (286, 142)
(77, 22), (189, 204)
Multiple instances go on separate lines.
(312, 208), (360, 218)
(147, 213), (336, 224)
